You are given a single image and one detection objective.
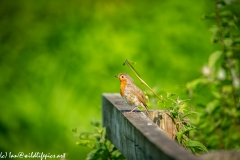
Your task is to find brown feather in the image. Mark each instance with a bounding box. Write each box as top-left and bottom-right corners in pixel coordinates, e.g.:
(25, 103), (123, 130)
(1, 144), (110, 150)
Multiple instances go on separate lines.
(128, 83), (149, 111)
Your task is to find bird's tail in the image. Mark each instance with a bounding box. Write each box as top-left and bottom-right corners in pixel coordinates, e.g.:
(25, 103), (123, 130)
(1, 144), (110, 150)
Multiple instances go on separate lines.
(142, 103), (149, 115)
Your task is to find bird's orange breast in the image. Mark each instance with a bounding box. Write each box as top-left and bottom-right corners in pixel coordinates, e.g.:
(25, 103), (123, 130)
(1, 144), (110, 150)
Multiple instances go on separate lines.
(120, 79), (127, 96)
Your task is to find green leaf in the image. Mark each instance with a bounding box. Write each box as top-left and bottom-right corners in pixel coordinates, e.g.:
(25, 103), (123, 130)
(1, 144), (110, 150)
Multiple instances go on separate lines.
(184, 140), (208, 152)
(201, 14), (216, 19)
(205, 100), (220, 114)
(92, 133), (101, 140)
(224, 38), (233, 48)
(219, 10), (232, 17)
(72, 128), (77, 133)
(91, 120), (101, 127)
(210, 25), (219, 43)
(86, 149), (103, 160)
(210, 25), (219, 34)
(176, 132), (183, 143)
(176, 126), (197, 143)
(176, 98), (190, 106)
(233, 36), (240, 44)
(186, 78), (208, 90)
(208, 51), (222, 68)
(76, 140), (95, 148)
(76, 140), (89, 146)
(212, 91), (222, 99)
(222, 85), (232, 94)
(79, 133), (91, 139)
(96, 128), (103, 134)
(180, 111), (198, 119)
(170, 111), (178, 118)
(178, 105), (186, 112)
(167, 92), (176, 98)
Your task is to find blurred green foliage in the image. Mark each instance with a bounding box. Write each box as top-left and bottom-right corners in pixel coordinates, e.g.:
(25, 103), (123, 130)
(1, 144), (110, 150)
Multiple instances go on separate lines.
(0, 0), (220, 159)
(187, 0), (240, 151)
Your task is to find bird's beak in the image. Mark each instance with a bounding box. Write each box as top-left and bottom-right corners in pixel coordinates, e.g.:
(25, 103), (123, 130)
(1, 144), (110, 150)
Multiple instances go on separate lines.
(115, 75), (118, 78)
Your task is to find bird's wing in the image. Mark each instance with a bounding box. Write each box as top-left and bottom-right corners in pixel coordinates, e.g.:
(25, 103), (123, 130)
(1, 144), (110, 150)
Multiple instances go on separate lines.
(130, 84), (147, 107)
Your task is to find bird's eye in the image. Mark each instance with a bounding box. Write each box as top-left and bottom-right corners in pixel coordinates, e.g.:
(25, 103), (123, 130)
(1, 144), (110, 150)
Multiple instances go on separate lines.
(121, 75), (124, 78)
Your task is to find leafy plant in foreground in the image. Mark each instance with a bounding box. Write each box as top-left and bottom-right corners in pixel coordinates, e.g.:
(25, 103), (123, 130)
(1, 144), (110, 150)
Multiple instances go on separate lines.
(164, 93), (208, 153)
(74, 121), (125, 160)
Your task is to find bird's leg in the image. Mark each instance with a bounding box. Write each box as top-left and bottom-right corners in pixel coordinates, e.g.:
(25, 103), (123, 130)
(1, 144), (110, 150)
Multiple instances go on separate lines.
(130, 106), (138, 113)
(124, 106), (138, 114)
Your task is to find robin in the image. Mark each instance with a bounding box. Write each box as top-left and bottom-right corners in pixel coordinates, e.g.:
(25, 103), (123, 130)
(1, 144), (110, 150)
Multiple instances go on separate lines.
(115, 73), (149, 114)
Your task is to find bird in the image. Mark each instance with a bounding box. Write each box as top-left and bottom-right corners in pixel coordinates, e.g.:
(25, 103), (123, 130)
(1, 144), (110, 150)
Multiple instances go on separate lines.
(115, 73), (149, 114)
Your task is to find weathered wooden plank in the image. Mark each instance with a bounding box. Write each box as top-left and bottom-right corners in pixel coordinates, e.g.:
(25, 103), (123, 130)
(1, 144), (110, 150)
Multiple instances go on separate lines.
(147, 111), (177, 139)
(102, 93), (201, 160)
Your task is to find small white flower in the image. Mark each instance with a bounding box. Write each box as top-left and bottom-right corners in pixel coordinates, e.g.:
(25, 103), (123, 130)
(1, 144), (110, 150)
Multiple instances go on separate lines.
(202, 65), (211, 77)
(217, 68), (226, 80)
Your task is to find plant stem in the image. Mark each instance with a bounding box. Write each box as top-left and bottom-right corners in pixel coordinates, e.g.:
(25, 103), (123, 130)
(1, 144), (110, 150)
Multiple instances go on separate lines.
(214, 0), (227, 52)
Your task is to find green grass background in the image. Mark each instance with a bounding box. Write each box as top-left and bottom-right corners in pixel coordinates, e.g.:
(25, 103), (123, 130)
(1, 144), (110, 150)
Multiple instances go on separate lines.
(0, 0), (218, 159)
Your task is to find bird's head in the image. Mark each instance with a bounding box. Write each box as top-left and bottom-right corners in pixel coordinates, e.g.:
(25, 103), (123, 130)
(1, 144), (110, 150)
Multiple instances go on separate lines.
(115, 73), (134, 84)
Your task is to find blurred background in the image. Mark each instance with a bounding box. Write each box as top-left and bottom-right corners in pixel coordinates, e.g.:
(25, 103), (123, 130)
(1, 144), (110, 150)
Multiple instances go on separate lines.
(0, 0), (221, 159)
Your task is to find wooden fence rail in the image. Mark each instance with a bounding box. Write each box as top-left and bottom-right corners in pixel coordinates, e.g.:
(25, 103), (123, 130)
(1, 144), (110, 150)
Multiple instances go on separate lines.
(102, 93), (240, 160)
